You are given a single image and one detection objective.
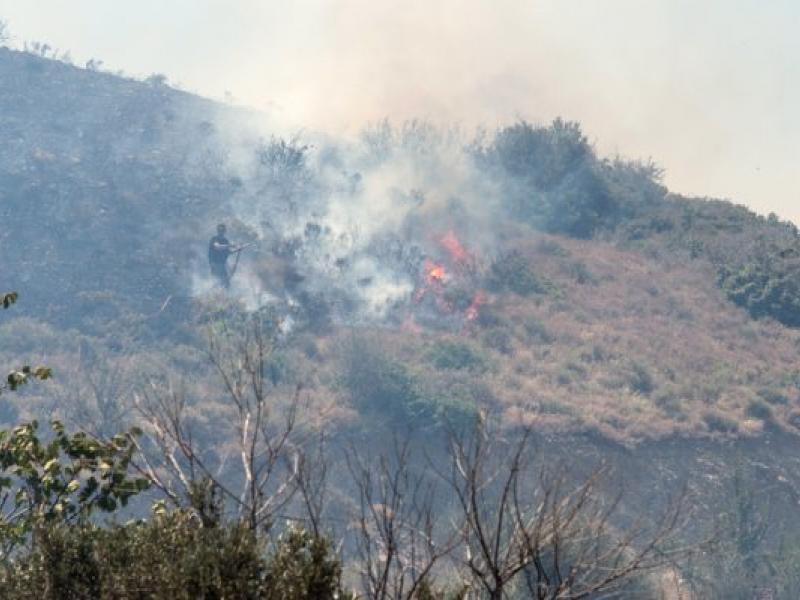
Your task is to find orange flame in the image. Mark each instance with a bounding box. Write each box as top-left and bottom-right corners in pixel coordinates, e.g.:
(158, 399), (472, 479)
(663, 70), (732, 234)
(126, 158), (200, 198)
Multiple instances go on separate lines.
(423, 258), (447, 284)
(439, 230), (470, 264)
(465, 290), (487, 321)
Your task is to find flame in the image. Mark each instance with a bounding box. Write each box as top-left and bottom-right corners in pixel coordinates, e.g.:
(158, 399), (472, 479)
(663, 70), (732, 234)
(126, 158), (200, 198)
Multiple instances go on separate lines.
(465, 290), (487, 321)
(423, 258), (447, 284)
(428, 265), (446, 282)
(439, 230), (470, 265)
(413, 234), (486, 323)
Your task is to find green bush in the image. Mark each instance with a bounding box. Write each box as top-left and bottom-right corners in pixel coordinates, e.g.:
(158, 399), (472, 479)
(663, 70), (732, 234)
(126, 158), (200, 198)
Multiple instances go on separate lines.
(488, 251), (549, 296)
(629, 361), (656, 396)
(523, 317), (554, 344)
(481, 119), (618, 238)
(757, 387), (790, 406)
(341, 337), (420, 423)
(0, 515), (351, 600)
(746, 399), (774, 422)
(342, 337), (477, 428)
(264, 525), (351, 600)
(718, 254), (800, 328)
(481, 328), (514, 355)
(703, 411), (739, 434)
(427, 340), (487, 372)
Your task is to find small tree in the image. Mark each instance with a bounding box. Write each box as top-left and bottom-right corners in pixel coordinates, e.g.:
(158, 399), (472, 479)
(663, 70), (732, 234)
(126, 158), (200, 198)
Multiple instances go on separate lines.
(440, 421), (690, 599)
(133, 313), (302, 531)
(0, 292), (149, 556)
(346, 436), (457, 599)
(265, 524), (354, 600)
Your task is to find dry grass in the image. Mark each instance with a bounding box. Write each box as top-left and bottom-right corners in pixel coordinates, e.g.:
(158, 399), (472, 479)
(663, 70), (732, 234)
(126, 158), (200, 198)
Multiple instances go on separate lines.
(5, 234), (800, 447)
(300, 234), (800, 446)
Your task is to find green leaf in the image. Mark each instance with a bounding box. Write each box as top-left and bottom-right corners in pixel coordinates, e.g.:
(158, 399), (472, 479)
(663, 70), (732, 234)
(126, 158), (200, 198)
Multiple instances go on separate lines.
(32, 367), (52, 380)
(2, 292), (18, 309)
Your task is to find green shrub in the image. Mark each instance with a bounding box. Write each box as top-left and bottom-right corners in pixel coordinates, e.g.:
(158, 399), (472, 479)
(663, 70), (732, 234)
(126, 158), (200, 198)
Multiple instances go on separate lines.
(427, 340), (487, 372)
(341, 337), (420, 423)
(475, 304), (506, 328)
(566, 260), (597, 285)
(488, 251), (548, 296)
(538, 399), (575, 415)
(0, 514), (352, 600)
(342, 337), (478, 428)
(719, 256), (800, 327)
(264, 525), (351, 600)
(756, 387), (790, 406)
(703, 412), (739, 434)
(481, 328), (514, 355)
(482, 119), (618, 238)
(523, 317), (554, 344)
(629, 361), (656, 395)
(746, 399), (774, 422)
(653, 386), (683, 416)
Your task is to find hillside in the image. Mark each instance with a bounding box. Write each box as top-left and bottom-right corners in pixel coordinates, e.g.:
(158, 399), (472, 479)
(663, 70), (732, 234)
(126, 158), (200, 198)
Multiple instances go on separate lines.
(2, 45), (800, 448)
(7, 45), (800, 598)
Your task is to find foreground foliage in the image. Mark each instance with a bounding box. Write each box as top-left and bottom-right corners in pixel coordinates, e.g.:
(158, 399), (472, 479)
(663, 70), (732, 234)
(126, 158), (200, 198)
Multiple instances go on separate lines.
(0, 513), (350, 600)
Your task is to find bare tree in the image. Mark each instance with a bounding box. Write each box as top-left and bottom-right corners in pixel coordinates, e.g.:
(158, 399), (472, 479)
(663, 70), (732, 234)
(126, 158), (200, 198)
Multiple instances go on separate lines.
(441, 421), (691, 599)
(55, 353), (136, 439)
(295, 430), (330, 538)
(132, 315), (302, 531)
(346, 436), (458, 600)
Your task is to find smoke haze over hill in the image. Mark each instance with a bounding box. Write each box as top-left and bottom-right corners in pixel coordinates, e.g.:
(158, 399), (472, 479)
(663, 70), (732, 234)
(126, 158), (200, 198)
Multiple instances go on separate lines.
(3, 0), (800, 224)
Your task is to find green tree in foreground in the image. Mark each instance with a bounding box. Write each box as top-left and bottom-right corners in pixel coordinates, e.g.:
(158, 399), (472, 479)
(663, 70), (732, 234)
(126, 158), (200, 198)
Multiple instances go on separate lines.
(2, 292), (52, 395)
(0, 511), (352, 599)
(0, 292), (149, 556)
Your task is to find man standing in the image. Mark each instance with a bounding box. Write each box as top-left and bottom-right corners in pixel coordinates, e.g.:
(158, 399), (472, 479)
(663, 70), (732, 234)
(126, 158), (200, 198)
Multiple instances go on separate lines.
(208, 223), (233, 288)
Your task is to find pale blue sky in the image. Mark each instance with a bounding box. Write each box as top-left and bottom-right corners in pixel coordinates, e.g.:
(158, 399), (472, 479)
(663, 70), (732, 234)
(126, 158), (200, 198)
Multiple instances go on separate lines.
(1, 1), (798, 222)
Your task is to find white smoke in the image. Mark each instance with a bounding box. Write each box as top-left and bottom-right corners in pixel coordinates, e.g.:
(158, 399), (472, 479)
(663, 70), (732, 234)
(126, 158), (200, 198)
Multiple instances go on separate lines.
(203, 117), (503, 323)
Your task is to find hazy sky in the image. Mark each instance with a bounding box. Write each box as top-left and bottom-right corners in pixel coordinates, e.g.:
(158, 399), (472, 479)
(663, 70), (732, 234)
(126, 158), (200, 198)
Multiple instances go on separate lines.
(2, 1), (798, 223)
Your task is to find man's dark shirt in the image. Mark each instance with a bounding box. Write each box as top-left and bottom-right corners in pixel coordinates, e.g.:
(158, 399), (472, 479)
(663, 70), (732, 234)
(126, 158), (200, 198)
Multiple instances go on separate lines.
(208, 234), (231, 265)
